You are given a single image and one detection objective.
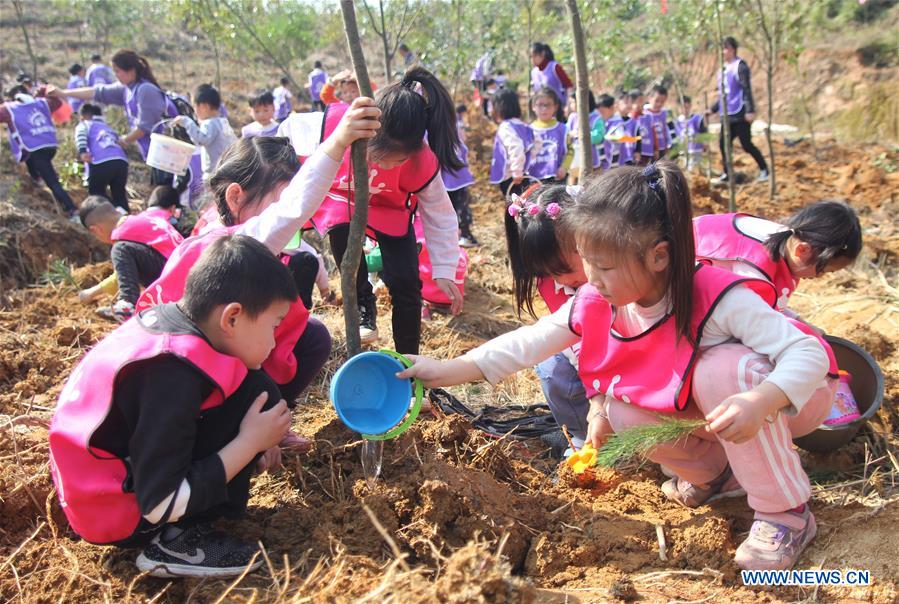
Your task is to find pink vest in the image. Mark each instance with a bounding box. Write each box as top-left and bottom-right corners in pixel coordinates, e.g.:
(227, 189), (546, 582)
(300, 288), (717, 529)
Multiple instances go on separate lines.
(110, 211), (184, 259)
(136, 227), (310, 384)
(413, 216), (467, 305)
(694, 213), (838, 377)
(570, 265), (776, 413)
(536, 277), (572, 313)
(310, 102), (439, 237)
(48, 308), (247, 544)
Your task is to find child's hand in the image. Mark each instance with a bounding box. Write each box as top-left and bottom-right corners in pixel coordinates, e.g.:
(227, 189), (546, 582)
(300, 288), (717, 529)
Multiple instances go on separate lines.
(44, 85), (63, 98)
(395, 356), (483, 388)
(705, 383), (786, 444)
(332, 97), (381, 149)
(555, 166), (567, 180)
(255, 445), (282, 473)
(79, 152), (91, 163)
(78, 286), (101, 304)
(585, 397), (614, 449)
(434, 278), (463, 315)
(239, 392), (292, 452)
(171, 116), (186, 128)
(512, 175), (523, 185)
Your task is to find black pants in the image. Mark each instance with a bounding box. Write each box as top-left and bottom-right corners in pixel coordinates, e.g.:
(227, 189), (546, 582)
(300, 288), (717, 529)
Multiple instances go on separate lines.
(719, 118), (768, 174)
(110, 242), (167, 306)
(277, 318), (333, 406)
(285, 251), (320, 310)
(311, 100), (325, 112)
(328, 223), (422, 354)
(25, 147), (76, 212)
(150, 166), (175, 186)
(88, 159), (129, 212)
(448, 187), (473, 239)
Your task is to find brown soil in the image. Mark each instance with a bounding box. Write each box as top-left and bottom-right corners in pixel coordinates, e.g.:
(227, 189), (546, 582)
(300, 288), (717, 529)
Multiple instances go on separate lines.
(1, 125), (898, 603)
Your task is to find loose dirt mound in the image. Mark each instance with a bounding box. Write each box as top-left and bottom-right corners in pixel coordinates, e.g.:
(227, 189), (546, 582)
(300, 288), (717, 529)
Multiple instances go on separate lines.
(1, 136), (897, 602)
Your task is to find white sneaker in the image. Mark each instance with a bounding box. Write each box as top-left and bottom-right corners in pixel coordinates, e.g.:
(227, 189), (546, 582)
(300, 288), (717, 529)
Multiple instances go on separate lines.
(756, 169), (770, 183)
(716, 172), (729, 183)
(360, 325), (379, 344)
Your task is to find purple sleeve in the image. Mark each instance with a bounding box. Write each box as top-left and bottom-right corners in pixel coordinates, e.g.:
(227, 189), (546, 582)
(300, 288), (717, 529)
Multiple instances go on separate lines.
(134, 85), (168, 134)
(92, 84), (127, 107)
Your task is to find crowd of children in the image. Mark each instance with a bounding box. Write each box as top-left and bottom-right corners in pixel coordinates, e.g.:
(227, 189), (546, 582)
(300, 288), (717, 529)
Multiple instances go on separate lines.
(0, 38), (866, 581)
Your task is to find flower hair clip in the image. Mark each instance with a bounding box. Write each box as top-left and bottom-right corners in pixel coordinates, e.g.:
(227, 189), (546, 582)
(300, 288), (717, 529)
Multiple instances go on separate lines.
(508, 203), (523, 218)
(545, 203), (561, 219)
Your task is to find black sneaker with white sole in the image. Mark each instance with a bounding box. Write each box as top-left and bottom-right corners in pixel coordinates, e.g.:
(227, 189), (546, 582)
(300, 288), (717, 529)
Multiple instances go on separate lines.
(136, 523), (262, 578)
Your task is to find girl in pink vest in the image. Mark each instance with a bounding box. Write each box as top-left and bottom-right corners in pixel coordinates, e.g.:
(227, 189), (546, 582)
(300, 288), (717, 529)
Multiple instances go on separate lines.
(310, 67), (463, 354)
(76, 193), (184, 322)
(399, 161), (838, 572)
(50, 235), (297, 577)
(506, 183), (589, 453)
(137, 99), (379, 416)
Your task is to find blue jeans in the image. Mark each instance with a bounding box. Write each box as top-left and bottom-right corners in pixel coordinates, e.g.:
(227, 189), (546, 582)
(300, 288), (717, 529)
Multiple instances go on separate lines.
(535, 353), (589, 443)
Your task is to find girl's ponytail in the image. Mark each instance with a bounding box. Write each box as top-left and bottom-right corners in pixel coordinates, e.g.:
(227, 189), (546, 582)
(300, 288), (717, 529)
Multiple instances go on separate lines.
(653, 161), (694, 343)
(371, 66), (463, 173)
(763, 200), (862, 273)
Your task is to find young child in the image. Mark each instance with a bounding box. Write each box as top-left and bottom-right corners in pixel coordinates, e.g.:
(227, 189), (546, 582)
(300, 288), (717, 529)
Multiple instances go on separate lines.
(504, 184), (589, 450)
(75, 103), (129, 212)
(137, 98), (380, 411)
(174, 84), (237, 182)
(401, 161), (837, 572)
(674, 95), (707, 170)
(443, 104), (478, 247)
(490, 88), (534, 198)
(566, 90), (604, 182)
(272, 77), (293, 120)
(310, 67), (463, 353)
(645, 85), (673, 160)
(240, 90), (279, 138)
(319, 69), (364, 106)
(50, 234), (298, 577)
(308, 61), (328, 112)
(66, 64), (87, 113)
(77, 192), (184, 322)
(1, 85), (78, 218)
(528, 88), (568, 183)
(693, 202), (861, 317)
(628, 88), (654, 164)
(530, 42), (572, 108)
(86, 54), (116, 87)
(595, 93), (616, 170)
(601, 92), (635, 169)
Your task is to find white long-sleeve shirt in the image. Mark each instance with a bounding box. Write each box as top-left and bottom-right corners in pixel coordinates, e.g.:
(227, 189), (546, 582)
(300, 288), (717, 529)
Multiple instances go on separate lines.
(496, 118), (528, 181)
(464, 286), (829, 415)
(180, 116), (237, 179)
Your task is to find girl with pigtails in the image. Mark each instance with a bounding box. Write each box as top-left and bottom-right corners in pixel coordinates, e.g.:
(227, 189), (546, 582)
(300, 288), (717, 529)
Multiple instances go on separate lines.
(312, 67), (463, 354)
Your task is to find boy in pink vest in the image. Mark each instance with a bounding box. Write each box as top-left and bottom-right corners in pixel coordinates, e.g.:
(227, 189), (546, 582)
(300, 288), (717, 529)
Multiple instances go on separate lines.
(77, 192), (184, 321)
(50, 235), (297, 578)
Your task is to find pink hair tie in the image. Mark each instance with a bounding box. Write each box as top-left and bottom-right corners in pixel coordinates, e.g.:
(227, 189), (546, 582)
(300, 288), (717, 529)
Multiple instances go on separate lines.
(545, 203), (561, 219)
(526, 203), (541, 216)
(508, 203), (522, 218)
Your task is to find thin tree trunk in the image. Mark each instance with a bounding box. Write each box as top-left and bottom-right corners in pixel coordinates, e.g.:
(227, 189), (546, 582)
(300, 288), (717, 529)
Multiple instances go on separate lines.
(525, 0), (534, 120)
(566, 0), (592, 182)
(339, 0), (375, 358)
(714, 0), (736, 212)
(451, 0), (463, 101)
(211, 33), (222, 90)
(704, 90), (712, 180)
(755, 0), (777, 200)
(219, 0), (299, 89)
(379, 0), (392, 81)
(11, 0), (38, 81)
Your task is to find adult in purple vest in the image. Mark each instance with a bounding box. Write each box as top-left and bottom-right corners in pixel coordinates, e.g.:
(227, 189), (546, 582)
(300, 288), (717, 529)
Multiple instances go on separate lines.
(1, 86), (77, 215)
(66, 64), (87, 113)
(307, 62), (328, 112)
(86, 55), (116, 86)
(530, 42), (573, 111)
(709, 36), (769, 183)
(60, 50), (177, 186)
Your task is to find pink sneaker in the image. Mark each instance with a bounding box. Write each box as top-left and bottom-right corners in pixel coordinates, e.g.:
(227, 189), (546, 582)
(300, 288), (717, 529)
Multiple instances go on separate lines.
(661, 466), (745, 507)
(735, 506), (816, 570)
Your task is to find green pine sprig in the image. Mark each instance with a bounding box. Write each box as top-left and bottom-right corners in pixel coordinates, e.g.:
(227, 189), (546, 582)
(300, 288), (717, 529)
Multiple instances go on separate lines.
(596, 417), (707, 469)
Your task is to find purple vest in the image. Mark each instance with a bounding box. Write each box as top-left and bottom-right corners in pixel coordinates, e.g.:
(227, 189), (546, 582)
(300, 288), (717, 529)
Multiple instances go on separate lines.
(602, 115), (634, 167)
(531, 60), (567, 104)
(718, 58), (745, 115)
(175, 151), (205, 210)
(240, 120), (280, 138)
(67, 75), (87, 112)
(86, 63), (115, 86)
(443, 142), (475, 191)
(675, 114), (705, 154)
(647, 109), (671, 152)
(6, 99), (58, 161)
(528, 121), (567, 180)
(125, 80), (176, 160)
(632, 113), (654, 157)
(308, 70), (327, 101)
(568, 111), (601, 168)
(86, 119), (127, 164)
(273, 86), (292, 120)
(490, 119), (533, 184)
